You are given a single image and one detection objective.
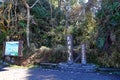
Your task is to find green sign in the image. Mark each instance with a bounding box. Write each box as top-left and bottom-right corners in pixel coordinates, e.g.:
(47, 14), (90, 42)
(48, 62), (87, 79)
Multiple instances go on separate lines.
(5, 41), (19, 56)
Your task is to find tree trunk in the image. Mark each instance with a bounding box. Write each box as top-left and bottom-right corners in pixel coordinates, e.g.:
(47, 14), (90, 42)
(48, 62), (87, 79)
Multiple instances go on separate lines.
(58, 0), (61, 8)
(49, 0), (53, 27)
(21, 0), (30, 47)
(26, 8), (30, 47)
(21, 0), (39, 47)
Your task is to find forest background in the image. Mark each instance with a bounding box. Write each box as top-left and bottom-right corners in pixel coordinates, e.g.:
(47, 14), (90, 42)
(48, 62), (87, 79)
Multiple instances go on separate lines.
(0, 0), (120, 68)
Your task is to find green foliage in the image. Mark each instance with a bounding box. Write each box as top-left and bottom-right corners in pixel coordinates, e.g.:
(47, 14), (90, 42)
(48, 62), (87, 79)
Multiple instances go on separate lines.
(96, 37), (105, 49)
(0, 33), (6, 44)
(49, 45), (67, 63)
(94, 0), (120, 68)
(72, 26), (83, 45)
(1, 0), (119, 68)
(0, 32), (6, 58)
(19, 20), (26, 28)
(96, 0), (120, 50)
(30, 1), (51, 26)
(29, 0), (65, 48)
(98, 52), (120, 68)
(32, 6), (50, 19)
(87, 49), (120, 68)
(87, 50), (99, 64)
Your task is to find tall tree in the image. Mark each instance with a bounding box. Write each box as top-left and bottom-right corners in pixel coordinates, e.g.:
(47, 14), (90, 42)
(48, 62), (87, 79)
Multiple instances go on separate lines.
(21, 0), (39, 47)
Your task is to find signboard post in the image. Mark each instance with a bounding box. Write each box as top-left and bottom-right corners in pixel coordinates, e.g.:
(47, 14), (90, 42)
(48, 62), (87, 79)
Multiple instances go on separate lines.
(2, 41), (23, 64)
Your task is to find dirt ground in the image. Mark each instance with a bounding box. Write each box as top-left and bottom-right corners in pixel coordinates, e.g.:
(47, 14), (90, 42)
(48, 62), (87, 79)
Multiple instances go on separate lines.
(0, 66), (120, 80)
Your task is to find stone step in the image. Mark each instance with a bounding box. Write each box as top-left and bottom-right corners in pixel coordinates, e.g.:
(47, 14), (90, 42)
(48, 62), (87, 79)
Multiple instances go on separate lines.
(58, 63), (97, 72)
(60, 68), (96, 72)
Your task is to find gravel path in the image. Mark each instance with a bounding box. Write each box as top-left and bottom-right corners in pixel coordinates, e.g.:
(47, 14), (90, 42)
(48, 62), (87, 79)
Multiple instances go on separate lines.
(0, 67), (120, 80)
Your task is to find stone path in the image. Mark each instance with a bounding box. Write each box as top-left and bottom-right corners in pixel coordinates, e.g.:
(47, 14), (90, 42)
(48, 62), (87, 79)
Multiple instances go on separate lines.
(0, 66), (120, 80)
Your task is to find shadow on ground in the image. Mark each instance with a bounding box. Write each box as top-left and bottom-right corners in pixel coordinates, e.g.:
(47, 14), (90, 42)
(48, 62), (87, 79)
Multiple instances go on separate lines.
(26, 67), (120, 80)
(0, 65), (9, 71)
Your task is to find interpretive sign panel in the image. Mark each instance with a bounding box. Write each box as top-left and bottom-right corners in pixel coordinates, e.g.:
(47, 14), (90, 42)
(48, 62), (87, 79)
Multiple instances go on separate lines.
(3, 41), (23, 57)
(5, 41), (19, 56)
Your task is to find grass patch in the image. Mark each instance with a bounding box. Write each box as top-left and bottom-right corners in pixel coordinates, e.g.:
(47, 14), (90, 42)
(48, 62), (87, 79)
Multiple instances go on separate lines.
(10, 65), (39, 69)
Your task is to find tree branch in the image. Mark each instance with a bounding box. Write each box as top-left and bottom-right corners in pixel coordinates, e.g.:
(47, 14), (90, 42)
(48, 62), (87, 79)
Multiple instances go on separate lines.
(30, 0), (39, 8)
(21, 0), (30, 8)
